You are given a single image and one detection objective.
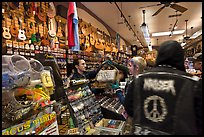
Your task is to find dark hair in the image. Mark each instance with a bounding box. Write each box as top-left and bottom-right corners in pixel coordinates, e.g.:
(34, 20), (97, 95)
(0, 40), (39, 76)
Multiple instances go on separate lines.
(156, 40), (185, 71)
(72, 59), (84, 72)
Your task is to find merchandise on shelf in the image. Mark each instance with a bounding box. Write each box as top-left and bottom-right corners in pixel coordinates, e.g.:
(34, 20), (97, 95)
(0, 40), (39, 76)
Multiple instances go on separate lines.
(2, 55), (57, 131)
(65, 82), (103, 135)
(1, 2), (132, 135)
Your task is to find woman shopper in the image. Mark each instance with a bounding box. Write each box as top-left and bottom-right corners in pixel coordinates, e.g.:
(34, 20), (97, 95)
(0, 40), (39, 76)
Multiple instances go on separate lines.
(111, 56), (147, 105)
(110, 56), (147, 135)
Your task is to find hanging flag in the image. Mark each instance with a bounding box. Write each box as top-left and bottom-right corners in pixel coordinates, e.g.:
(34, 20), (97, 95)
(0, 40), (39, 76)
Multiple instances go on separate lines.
(71, 2), (80, 51)
(67, 2), (75, 48)
(116, 33), (120, 51)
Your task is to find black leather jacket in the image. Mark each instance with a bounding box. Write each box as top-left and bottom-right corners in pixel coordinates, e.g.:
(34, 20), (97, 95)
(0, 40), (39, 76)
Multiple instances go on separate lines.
(124, 66), (202, 135)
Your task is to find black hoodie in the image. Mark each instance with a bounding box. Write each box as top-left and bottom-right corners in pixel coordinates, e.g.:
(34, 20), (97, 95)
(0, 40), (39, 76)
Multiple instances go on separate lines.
(155, 40), (186, 72)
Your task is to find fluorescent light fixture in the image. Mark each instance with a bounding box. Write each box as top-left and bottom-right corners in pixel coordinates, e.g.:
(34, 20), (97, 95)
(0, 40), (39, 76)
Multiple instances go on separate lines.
(141, 23), (150, 38)
(148, 45), (152, 51)
(190, 30), (202, 39)
(141, 23), (151, 45)
(145, 37), (151, 44)
(152, 30), (185, 37)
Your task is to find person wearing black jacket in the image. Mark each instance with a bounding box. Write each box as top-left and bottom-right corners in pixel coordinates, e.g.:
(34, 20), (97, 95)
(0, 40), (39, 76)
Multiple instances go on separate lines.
(124, 40), (202, 135)
(69, 59), (99, 80)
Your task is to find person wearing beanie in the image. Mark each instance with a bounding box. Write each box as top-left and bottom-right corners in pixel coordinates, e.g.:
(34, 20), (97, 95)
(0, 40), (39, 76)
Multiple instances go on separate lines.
(124, 40), (202, 135)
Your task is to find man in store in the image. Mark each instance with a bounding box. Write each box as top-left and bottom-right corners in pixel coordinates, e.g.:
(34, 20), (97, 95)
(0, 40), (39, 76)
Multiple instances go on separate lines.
(124, 40), (202, 135)
(68, 59), (109, 89)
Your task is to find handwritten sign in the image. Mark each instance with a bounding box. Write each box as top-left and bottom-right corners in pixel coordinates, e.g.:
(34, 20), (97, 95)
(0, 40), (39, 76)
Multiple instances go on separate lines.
(96, 70), (117, 82)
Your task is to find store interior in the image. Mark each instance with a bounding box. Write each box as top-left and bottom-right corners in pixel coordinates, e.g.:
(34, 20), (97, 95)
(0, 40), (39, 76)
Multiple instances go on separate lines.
(2, 2), (202, 135)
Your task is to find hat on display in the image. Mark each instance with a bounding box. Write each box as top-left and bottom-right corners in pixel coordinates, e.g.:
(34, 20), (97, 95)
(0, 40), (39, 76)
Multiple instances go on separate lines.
(193, 53), (202, 62)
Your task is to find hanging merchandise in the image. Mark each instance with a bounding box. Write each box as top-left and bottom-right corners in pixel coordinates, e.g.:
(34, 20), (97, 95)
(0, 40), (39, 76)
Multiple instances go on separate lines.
(8, 54), (31, 72)
(41, 70), (54, 88)
(2, 71), (30, 89)
(47, 2), (56, 19)
(2, 55), (31, 89)
(67, 2), (75, 48)
(65, 22), (69, 46)
(29, 59), (44, 81)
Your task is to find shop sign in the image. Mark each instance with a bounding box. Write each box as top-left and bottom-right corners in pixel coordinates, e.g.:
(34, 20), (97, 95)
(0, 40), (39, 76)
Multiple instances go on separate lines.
(2, 112), (57, 135)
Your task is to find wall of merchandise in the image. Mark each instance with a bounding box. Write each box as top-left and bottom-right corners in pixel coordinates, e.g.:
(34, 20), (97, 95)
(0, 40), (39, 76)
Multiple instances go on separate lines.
(2, 2), (128, 135)
(184, 36), (202, 57)
(2, 2), (131, 72)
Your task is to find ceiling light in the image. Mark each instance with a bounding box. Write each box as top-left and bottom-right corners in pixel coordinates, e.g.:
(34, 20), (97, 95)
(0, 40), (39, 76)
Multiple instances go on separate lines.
(152, 30), (185, 37)
(141, 23), (150, 37)
(148, 44), (152, 51)
(97, 31), (102, 35)
(141, 24), (151, 45)
(172, 30), (185, 35)
(114, 2), (142, 46)
(140, 10), (151, 46)
(190, 30), (202, 39)
(181, 42), (186, 47)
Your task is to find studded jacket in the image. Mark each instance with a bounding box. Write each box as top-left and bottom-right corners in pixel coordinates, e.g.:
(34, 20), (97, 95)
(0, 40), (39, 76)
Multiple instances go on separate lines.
(124, 66), (202, 135)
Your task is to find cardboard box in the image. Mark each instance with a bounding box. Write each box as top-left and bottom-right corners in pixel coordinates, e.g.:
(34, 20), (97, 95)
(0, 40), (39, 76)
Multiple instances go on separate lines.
(92, 127), (121, 135)
(95, 118), (125, 135)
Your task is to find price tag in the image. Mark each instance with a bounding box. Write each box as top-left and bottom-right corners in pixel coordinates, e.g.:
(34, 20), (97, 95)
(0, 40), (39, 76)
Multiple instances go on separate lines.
(7, 49), (13, 54)
(6, 40), (13, 48)
(19, 42), (25, 49)
(13, 41), (19, 48)
(30, 44), (35, 50)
